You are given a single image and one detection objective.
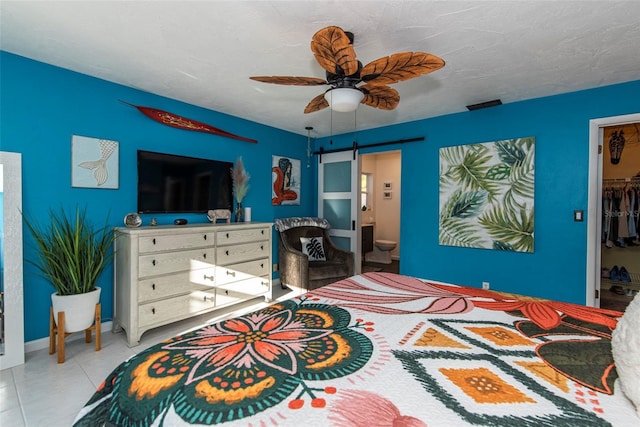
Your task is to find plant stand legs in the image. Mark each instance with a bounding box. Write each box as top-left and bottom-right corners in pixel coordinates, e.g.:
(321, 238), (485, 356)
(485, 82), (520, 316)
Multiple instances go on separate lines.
(49, 303), (101, 363)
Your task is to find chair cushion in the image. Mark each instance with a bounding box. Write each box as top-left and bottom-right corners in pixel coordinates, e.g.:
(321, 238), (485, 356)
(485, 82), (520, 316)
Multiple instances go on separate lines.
(308, 260), (351, 281)
(300, 236), (326, 261)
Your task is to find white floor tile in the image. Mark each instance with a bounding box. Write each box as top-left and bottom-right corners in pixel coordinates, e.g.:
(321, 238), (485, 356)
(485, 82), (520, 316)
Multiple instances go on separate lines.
(1, 405), (26, 427)
(0, 374), (20, 413)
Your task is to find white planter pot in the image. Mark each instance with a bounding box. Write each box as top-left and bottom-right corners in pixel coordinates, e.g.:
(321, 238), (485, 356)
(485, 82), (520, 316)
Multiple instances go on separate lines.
(51, 287), (101, 333)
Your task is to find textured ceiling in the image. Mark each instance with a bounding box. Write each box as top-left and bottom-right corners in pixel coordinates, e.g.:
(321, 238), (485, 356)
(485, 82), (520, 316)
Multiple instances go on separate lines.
(2, 1), (640, 138)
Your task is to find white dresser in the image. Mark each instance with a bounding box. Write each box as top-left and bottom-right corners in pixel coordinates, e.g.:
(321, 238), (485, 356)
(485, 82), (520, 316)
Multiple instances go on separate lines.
(113, 222), (272, 347)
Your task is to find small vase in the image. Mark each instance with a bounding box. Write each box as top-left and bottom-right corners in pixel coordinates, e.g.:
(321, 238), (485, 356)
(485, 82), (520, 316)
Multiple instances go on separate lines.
(235, 202), (243, 222)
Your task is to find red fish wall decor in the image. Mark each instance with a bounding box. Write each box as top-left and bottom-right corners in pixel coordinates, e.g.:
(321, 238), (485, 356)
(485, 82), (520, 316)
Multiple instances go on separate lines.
(120, 100), (257, 143)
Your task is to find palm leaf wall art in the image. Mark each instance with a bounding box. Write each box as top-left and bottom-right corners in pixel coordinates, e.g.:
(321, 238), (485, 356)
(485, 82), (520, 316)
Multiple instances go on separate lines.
(439, 137), (535, 252)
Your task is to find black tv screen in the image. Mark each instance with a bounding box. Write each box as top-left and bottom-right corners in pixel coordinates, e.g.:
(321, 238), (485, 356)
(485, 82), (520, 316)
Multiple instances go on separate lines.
(137, 150), (233, 214)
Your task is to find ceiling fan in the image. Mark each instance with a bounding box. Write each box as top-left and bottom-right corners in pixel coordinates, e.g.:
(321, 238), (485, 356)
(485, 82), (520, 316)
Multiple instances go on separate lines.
(250, 26), (445, 114)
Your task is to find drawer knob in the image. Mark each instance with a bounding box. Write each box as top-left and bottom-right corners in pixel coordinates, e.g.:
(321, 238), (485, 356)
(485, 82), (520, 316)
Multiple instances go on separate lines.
(203, 295), (214, 302)
(226, 250), (229, 256)
(261, 263), (264, 268)
(203, 234), (207, 240)
(262, 281), (269, 287)
(152, 308), (155, 314)
(226, 270), (236, 277)
(153, 238), (156, 245)
(261, 230), (264, 235)
(203, 253), (207, 259)
(152, 283), (156, 290)
(225, 290), (229, 295)
(226, 233), (229, 238)
(261, 245), (264, 250)
(152, 259), (156, 266)
(204, 274), (214, 281)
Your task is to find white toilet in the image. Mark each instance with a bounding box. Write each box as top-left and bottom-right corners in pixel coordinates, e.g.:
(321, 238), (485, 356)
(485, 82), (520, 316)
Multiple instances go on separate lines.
(365, 239), (397, 264)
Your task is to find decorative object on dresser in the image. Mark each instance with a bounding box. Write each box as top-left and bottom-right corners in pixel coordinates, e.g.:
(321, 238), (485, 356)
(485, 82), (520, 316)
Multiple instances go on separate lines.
(22, 206), (113, 362)
(113, 222), (273, 347)
(207, 209), (231, 223)
(232, 157), (250, 222)
(124, 212), (142, 227)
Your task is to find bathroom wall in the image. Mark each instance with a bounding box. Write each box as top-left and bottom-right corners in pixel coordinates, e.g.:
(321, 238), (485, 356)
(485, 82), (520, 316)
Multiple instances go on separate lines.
(361, 151), (401, 259)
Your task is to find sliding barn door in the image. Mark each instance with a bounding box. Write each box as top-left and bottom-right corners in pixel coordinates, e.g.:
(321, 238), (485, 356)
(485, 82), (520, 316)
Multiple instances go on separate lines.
(317, 150), (360, 273)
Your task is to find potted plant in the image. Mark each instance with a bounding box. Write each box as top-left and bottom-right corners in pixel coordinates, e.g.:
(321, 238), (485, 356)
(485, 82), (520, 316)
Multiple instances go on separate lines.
(23, 206), (113, 332)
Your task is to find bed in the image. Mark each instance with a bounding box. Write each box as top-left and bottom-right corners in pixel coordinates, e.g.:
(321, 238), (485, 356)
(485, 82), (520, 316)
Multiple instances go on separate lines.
(74, 272), (637, 426)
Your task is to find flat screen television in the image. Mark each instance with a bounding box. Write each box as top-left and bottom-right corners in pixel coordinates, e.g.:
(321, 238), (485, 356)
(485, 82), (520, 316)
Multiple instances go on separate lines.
(137, 150), (233, 214)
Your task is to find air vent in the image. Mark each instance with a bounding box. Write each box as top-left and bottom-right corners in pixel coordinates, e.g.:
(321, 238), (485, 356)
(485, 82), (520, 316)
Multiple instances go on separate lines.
(466, 99), (502, 111)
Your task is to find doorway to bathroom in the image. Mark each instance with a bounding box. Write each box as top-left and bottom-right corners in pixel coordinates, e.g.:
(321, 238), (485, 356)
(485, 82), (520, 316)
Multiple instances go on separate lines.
(360, 150), (401, 274)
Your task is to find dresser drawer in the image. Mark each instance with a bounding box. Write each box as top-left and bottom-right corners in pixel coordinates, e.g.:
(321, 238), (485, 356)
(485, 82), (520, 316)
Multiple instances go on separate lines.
(216, 241), (268, 265)
(217, 227), (269, 246)
(139, 290), (216, 328)
(215, 258), (270, 286)
(138, 270), (216, 303)
(216, 277), (271, 307)
(139, 248), (216, 277)
(139, 232), (213, 253)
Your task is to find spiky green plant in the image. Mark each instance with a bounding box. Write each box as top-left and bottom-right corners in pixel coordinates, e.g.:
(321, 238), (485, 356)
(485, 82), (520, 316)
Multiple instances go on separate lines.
(23, 207), (114, 295)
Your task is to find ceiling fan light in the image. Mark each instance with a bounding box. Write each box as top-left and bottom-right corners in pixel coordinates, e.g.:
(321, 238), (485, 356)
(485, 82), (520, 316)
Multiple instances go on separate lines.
(324, 88), (364, 112)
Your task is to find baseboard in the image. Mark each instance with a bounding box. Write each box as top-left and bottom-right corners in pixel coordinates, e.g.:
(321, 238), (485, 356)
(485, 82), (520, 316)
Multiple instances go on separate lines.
(25, 320), (113, 354)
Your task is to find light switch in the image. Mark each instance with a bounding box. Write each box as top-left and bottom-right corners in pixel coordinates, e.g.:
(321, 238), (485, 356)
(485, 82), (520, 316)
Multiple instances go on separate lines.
(574, 210), (584, 222)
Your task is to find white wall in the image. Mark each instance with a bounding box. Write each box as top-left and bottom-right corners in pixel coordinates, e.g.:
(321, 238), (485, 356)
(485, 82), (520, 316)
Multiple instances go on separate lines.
(361, 151), (401, 259)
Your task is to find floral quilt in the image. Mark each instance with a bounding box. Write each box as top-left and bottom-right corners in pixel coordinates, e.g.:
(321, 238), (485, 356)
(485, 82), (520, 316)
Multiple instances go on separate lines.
(74, 272), (637, 426)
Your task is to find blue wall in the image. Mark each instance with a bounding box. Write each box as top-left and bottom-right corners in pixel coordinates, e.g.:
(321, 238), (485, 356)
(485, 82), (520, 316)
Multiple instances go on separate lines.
(316, 80), (640, 305)
(2, 50), (639, 343)
(0, 52), (315, 342)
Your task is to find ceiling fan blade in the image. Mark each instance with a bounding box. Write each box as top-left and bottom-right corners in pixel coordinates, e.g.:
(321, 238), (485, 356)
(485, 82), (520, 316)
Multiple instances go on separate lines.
(361, 52), (445, 85)
(304, 93), (329, 114)
(310, 26), (359, 76)
(360, 84), (400, 110)
(250, 76), (328, 86)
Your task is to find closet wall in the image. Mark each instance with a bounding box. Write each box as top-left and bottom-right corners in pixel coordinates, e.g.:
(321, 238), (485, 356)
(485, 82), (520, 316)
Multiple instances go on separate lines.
(601, 123), (640, 300)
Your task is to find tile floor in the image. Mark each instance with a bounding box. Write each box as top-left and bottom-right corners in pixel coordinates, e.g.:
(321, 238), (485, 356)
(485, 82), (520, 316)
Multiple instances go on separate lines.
(0, 284), (303, 427)
(361, 259), (400, 274)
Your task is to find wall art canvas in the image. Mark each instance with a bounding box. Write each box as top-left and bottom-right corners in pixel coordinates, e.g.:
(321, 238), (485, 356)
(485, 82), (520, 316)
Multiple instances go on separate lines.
(439, 137), (535, 252)
(72, 135), (119, 189)
(272, 155), (300, 205)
